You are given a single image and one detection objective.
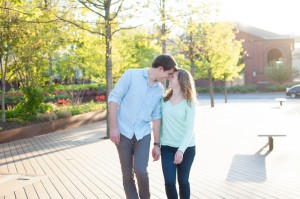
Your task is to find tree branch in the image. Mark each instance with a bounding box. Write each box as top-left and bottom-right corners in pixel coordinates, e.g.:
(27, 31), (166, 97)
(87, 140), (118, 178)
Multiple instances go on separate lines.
(0, 6), (30, 15)
(78, 0), (105, 18)
(49, 10), (104, 36)
(111, 0), (125, 20)
(112, 24), (142, 35)
(85, 0), (105, 9)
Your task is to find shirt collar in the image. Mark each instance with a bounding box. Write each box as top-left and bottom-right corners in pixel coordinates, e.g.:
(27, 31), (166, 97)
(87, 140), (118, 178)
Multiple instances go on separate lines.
(144, 68), (158, 87)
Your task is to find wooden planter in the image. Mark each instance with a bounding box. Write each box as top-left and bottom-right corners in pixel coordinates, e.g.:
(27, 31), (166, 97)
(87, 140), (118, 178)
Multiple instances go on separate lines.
(0, 109), (107, 144)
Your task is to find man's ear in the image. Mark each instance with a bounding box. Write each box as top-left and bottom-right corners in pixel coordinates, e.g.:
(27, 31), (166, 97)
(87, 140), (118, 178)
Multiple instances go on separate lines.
(157, 66), (164, 71)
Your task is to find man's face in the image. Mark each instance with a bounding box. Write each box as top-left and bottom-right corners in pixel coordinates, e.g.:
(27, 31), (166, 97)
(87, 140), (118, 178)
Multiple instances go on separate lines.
(157, 67), (175, 82)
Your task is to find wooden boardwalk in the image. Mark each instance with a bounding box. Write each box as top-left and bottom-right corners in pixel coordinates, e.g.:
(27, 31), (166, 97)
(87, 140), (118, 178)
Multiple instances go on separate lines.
(1, 100), (300, 198)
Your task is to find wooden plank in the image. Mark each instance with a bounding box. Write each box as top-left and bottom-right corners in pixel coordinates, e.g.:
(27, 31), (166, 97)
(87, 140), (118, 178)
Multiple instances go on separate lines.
(0, 144), (9, 173)
(1, 111), (300, 199)
(26, 138), (74, 199)
(8, 142), (26, 174)
(2, 192), (16, 199)
(3, 143), (17, 174)
(31, 133), (100, 198)
(21, 139), (60, 199)
(9, 140), (40, 199)
(43, 130), (122, 198)
(13, 141), (36, 175)
(14, 188), (27, 199)
(33, 136), (100, 199)
(11, 140), (44, 199)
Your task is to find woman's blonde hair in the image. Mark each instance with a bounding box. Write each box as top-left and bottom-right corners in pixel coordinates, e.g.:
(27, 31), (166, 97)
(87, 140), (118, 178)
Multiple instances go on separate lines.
(163, 68), (197, 104)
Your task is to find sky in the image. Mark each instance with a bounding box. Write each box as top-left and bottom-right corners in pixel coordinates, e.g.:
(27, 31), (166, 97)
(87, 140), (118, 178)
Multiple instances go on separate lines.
(212, 0), (300, 35)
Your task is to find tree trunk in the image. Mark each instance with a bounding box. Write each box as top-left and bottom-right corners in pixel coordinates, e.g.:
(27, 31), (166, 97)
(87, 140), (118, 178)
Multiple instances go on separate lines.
(1, 56), (6, 123)
(208, 70), (214, 108)
(224, 81), (228, 103)
(105, 11), (113, 139)
(189, 32), (195, 78)
(161, 0), (166, 54)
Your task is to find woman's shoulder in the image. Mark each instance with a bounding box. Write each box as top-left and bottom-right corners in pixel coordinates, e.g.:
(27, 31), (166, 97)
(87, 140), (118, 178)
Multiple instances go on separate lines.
(184, 99), (196, 109)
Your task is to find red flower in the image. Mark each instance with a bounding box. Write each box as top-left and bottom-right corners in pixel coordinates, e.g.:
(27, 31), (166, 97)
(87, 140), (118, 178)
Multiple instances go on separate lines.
(57, 98), (68, 106)
(96, 95), (106, 103)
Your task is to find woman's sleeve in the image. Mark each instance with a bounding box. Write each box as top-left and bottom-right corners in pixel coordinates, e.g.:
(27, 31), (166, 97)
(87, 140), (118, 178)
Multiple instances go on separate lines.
(178, 102), (196, 153)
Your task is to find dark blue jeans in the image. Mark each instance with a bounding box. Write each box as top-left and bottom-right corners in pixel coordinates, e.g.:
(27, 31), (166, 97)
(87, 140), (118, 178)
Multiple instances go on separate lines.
(161, 145), (196, 199)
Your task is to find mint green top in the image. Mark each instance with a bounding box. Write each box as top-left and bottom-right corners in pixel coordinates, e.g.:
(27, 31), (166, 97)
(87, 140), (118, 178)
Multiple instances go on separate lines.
(161, 99), (196, 153)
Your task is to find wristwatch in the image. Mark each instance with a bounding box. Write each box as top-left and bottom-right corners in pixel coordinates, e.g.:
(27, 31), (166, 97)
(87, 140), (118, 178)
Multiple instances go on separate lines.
(153, 142), (160, 146)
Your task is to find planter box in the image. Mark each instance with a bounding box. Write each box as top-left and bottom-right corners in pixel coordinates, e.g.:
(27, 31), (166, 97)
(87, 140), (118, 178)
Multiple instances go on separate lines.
(0, 109), (107, 144)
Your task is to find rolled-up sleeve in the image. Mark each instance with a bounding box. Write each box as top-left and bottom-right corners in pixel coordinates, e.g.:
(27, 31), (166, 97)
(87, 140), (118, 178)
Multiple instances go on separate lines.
(151, 99), (162, 120)
(108, 70), (131, 105)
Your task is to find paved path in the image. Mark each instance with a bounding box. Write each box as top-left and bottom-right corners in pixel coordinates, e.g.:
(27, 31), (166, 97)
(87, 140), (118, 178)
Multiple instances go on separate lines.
(1, 99), (300, 198)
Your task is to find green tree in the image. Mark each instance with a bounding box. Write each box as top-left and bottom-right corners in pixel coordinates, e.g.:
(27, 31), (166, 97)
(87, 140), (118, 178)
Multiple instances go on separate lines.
(54, 0), (146, 137)
(0, 0), (68, 121)
(265, 61), (295, 85)
(113, 29), (160, 80)
(0, 0), (32, 122)
(196, 22), (244, 107)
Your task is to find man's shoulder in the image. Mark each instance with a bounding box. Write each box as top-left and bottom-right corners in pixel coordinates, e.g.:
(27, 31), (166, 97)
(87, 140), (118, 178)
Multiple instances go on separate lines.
(124, 68), (146, 77)
(127, 68), (146, 73)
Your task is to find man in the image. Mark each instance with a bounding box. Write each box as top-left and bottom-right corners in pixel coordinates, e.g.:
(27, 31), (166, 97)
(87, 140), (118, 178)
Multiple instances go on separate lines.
(108, 54), (177, 199)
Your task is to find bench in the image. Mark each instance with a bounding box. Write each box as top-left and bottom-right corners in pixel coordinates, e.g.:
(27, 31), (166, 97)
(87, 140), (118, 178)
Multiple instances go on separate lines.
(275, 98), (287, 107)
(258, 134), (286, 151)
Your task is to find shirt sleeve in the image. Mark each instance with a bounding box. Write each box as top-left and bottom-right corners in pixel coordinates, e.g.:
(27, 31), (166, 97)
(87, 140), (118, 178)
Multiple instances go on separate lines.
(178, 102), (196, 153)
(108, 70), (131, 105)
(151, 97), (162, 120)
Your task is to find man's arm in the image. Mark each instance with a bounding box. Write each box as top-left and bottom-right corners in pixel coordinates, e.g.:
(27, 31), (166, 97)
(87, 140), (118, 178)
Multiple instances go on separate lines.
(152, 119), (161, 161)
(108, 102), (120, 144)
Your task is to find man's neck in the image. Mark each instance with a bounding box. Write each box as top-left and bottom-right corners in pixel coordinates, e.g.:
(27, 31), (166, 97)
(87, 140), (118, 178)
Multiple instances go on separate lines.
(148, 68), (156, 85)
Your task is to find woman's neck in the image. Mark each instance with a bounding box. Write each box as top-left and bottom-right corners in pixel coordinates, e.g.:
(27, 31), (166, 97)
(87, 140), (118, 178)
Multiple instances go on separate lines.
(170, 88), (184, 100)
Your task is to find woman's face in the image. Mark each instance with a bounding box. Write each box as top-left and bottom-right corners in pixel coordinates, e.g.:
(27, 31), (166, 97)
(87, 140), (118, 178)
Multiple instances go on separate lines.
(168, 71), (179, 89)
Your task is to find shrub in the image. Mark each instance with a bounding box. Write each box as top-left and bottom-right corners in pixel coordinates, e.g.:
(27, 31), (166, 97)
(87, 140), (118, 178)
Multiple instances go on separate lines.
(37, 103), (53, 113)
(56, 110), (72, 119)
(228, 85), (256, 93)
(5, 109), (18, 119)
(70, 108), (80, 115)
(16, 87), (45, 120)
(7, 118), (25, 123)
(265, 84), (287, 92)
(37, 112), (58, 121)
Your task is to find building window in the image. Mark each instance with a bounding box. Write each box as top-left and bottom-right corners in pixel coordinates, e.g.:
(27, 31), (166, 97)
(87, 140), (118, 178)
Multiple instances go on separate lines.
(267, 49), (283, 64)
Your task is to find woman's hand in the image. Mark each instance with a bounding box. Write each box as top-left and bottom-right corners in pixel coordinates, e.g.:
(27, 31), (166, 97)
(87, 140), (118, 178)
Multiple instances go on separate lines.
(174, 150), (183, 164)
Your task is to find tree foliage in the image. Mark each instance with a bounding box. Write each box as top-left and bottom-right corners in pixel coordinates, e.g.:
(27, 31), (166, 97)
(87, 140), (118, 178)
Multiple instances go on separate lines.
(265, 61), (295, 84)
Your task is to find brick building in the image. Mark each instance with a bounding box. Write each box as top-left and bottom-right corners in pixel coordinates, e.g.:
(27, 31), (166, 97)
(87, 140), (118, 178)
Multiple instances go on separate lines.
(236, 24), (295, 85)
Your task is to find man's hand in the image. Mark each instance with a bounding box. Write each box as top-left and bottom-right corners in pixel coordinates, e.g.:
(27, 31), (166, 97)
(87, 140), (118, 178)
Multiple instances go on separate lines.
(110, 128), (120, 145)
(152, 145), (161, 161)
(174, 150), (183, 164)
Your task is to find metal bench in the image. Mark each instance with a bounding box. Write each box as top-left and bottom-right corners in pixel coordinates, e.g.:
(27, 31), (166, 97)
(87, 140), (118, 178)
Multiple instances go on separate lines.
(275, 98), (287, 107)
(258, 134), (286, 151)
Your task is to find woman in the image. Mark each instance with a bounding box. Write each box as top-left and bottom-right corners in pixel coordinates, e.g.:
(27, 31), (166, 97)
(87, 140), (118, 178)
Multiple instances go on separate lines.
(160, 68), (196, 199)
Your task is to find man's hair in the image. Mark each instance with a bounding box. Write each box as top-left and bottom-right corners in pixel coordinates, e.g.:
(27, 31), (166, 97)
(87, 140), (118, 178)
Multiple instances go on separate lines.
(151, 54), (178, 71)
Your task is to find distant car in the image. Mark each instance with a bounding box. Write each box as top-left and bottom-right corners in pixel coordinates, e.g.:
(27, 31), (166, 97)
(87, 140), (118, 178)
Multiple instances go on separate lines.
(286, 84), (300, 98)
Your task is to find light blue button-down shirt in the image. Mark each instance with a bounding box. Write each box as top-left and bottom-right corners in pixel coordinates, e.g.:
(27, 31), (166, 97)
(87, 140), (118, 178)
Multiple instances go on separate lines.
(108, 68), (164, 140)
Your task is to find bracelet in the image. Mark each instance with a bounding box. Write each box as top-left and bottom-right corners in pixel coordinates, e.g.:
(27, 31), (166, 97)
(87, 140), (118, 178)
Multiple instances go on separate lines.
(153, 142), (160, 146)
